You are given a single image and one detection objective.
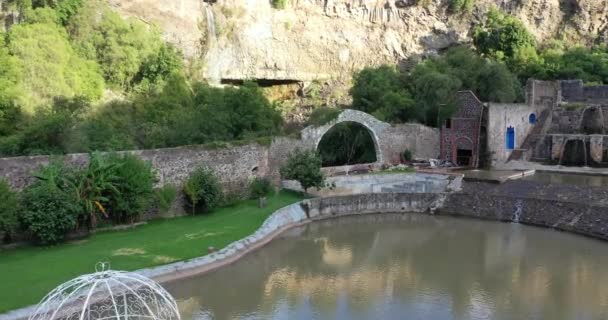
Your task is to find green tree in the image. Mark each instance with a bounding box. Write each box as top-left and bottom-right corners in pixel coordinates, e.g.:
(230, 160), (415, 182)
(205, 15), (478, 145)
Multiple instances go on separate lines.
(474, 9), (536, 60)
(449, 0), (475, 14)
(317, 122), (377, 166)
(68, 0), (167, 89)
(3, 96), (89, 156)
(0, 35), (22, 105)
(350, 65), (417, 123)
(280, 149), (325, 193)
(20, 159), (81, 244)
(6, 22), (103, 111)
(105, 153), (156, 224)
(0, 180), (20, 243)
(183, 166), (222, 215)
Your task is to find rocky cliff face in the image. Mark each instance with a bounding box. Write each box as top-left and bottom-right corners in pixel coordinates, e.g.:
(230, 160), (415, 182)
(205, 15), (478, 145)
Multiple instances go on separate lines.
(5, 0), (607, 83)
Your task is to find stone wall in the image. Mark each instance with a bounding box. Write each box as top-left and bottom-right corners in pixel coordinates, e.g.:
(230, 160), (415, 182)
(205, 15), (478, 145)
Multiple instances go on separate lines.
(487, 102), (545, 165)
(440, 192), (608, 241)
(0, 144), (272, 193)
(382, 123), (440, 162)
(527, 79), (558, 106)
(0, 110), (437, 193)
(560, 80), (608, 104)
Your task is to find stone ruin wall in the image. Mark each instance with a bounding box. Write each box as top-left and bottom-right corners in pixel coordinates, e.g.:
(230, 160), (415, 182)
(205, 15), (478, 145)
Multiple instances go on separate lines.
(0, 111), (440, 216)
(560, 80), (608, 104)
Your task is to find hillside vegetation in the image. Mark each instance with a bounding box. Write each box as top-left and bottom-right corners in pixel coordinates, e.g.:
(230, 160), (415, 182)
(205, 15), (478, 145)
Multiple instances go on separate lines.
(0, 1), (606, 157)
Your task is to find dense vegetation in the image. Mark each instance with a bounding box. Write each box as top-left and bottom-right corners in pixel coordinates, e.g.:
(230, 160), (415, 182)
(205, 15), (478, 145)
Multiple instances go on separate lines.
(0, 1), (606, 158)
(351, 46), (521, 127)
(350, 9), (608, 127)
(317, 122), (377, 166)
(15, 154), (158, 244)
(0, 0), (282, 157)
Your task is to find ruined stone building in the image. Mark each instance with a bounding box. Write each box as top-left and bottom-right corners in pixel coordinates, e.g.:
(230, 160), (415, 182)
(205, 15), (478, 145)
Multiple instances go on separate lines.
(440, 91), (484, 167)
(441, 79), (608, 168)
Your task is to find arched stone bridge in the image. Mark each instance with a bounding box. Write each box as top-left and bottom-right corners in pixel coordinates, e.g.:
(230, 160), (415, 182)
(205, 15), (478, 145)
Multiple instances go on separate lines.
(300, 109), (439, 165)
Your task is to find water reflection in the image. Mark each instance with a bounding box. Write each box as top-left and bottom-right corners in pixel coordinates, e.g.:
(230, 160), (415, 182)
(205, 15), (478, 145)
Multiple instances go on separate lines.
(523, 171), (608, 187)
(165, 214), (608, 320)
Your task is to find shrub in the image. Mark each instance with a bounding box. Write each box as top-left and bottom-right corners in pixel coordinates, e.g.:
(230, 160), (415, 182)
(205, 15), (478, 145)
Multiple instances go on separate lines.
(0, 180), (19, 243)
(449, 0), (475, 13)
(402, 149), (413, 162)
(271, 0), (287, 9)
(21, 184), (81, 244)
(183, 167), (222, 214)
(6, 22), (104, 111)
(155, 185), (178, 215)
(21, 162), (82, 244)
(474, 9), (536, 60)
(280, 149), (325, 193)
(307, 107), (342, 127)
(105, 153), (156, 224)
(249, 177), (273, 199)
(350, 65), (417, 124)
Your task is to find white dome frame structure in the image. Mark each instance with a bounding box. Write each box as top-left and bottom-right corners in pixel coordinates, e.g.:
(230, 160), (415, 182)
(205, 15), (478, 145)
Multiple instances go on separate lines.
(29, 263), (181, 320)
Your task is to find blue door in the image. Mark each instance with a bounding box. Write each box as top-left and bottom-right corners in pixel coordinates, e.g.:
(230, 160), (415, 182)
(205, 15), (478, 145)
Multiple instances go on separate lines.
(529, 113), (537, 124)
(506, 127), (515, 150)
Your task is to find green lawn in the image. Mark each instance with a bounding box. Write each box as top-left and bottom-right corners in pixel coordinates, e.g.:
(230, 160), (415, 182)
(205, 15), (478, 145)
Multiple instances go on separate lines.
(0, 191), (305, 313)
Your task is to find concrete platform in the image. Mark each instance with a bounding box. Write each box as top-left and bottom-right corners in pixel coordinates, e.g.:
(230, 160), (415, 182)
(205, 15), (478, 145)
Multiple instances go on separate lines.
(457, 169), (535, 184)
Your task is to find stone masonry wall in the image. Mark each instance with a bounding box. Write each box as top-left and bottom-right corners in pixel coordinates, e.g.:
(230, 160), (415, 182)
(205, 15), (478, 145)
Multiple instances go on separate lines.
(440, 192), (608, 240)
(487, 103), (545, 165)
(0, 142), (290, 195)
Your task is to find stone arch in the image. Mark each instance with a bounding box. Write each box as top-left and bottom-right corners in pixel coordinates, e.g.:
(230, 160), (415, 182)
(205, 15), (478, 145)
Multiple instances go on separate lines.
(580, 106), (605, 134)
(301, 110), (390, 164)
(453, 136), (474, 167)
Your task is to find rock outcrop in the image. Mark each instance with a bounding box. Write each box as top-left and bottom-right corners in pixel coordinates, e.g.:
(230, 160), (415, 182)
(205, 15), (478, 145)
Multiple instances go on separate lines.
(5, 0), (608, 83)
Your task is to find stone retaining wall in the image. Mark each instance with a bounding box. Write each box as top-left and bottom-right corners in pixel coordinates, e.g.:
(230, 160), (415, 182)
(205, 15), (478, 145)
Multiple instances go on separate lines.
(139, 193), (441, 284)
(440, 193), (608, 240)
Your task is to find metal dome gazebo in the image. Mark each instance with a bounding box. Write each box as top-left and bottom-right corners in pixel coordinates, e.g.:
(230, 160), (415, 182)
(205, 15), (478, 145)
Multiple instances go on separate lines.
(29, 263), (181, 320)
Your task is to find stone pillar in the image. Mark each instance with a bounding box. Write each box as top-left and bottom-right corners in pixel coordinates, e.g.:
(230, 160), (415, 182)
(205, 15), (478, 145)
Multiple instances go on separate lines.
(590, 136), (603, 163)
(551, 135), (566, 161)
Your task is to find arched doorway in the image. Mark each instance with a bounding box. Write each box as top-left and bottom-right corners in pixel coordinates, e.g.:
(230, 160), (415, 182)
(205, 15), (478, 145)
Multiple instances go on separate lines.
(317, 122), (378, 167)
(454, 137), (474, 167)
(580, 107), (604, 134)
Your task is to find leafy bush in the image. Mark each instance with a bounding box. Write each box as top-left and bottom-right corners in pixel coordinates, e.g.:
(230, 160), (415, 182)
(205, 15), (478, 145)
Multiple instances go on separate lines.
(474, 9), (536, 60)
(402, 149), (413, 162)
(317, 122), (377, 166)
(68, 0), (172, 89)
(271, 0), (287, 9)
(307, 107), (342, 127)
(350, 65), (417, 123)
(249, 178), (273, 199)
(21, 161), (81, 244)
(183, 167), (222, 214)
(105, 153), (156, 224)
(449, 0), (475, 13)
(5, 21), (104, 111)
(21, 184), (81, 244)
(280, 149), (325, 193)
(0, 180), (20, 243)
(155, 184), (178, 215)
